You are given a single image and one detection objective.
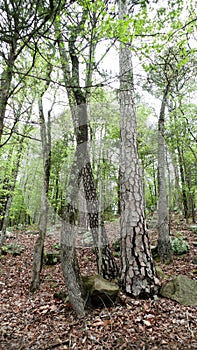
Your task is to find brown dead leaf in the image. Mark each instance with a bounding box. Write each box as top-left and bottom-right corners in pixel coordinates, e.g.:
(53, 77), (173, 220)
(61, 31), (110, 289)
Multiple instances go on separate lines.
(143, 319), (152, 327)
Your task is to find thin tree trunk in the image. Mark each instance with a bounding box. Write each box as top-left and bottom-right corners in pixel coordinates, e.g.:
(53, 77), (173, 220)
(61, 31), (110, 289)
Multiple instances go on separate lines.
(177, 141), (189, 219)
(82, 160), (118, 279)
(56, 28), (117, 279)
(157, 85), (173, 263)
(30, 93), (51, 292)
(119, 0), (160, 297)
(60, 145), (87, 316)
(0, 56), (15, 144)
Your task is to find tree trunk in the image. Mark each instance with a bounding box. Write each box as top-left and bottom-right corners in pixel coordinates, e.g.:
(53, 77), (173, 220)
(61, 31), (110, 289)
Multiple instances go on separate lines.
(56, 28), (117, 279)
(60, 146), (87, 316)
(82, 160), (118, 279)
(0, 56), (15, 144)
(118, 0), (160, 297)
(30, 92), (51, 292)
(157, 85), (173, 263)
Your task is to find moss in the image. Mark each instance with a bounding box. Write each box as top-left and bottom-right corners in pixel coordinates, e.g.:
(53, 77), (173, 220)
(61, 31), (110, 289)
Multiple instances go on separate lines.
(170, 237), (190, 255)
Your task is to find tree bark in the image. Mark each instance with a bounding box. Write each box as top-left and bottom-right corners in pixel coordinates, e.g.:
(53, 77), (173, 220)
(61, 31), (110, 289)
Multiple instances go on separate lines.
(119, 0), (160, 297)
(157, 85), (173, 263)
(56, 25), (117, 280)
(82, 160), (118, 279)
(0, 52), (15, 143)
(30, 90), (51, 292)
(60, 145), (87, 316)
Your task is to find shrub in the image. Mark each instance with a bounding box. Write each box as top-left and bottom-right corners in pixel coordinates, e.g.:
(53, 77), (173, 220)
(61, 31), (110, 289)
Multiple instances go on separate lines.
(170, 236), (190, 255)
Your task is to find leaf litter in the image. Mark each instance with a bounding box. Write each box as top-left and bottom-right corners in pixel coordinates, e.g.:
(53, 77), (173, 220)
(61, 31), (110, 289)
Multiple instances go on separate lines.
(0, 215), (197, 349)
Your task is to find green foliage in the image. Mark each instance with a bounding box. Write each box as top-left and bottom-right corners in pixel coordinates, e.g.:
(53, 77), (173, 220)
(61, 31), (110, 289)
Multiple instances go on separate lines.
(9, 184), (31, 226)
(1, 243), (25, 256)
(0, 0), (196, 230)
(170, 236), (190, 255)
(53, 242), (60, 250)
(44, 251), (60, 266)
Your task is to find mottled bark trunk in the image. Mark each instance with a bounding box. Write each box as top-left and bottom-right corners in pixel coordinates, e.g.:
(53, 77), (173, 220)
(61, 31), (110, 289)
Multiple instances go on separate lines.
(57, 29), (117, 279)
(60, 146), (86, 316)
(61, 212), (85, 316)
(119, 0), (160, 297)
(157, 85), (173, 263)
(30, 95), (51, 292)
(82, 160), (118, 279)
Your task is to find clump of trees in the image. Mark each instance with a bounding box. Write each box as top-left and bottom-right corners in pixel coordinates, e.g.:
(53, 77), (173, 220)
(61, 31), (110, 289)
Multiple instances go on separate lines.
(0, 0), (196, 315)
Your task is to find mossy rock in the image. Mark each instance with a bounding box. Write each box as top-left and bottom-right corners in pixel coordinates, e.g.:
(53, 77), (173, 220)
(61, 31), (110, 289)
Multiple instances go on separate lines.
(170, 237), (190, 255)
(82, 274), (119, 307)
(160, 275), (197, 306)
(44, 251), (61, 265)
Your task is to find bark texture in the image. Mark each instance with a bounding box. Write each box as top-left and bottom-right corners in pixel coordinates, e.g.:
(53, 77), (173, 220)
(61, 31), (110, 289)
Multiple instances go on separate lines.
(119, 0), (160, 297)
(157, 85), (173, 263)
(30, 91), (51, 292)
(60, 145), (87, 315)
(56, 27), (117, 280)
(82, 160), (118, 279)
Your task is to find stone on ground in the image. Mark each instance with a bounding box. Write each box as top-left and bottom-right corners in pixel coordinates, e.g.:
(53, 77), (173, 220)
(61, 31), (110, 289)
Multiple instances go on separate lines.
(160, 274), (197, 306)
(82, 274), (119, 307)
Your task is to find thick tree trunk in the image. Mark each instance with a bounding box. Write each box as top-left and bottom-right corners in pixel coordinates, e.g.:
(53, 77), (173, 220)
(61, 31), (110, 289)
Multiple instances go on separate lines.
(157, 86), (173, 263)
(119, 0), (160, 297)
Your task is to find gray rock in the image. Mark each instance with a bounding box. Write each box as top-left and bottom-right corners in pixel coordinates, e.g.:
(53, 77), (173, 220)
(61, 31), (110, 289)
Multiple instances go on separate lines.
(160, 275), (197, 306)
(82, 274), (119, 307)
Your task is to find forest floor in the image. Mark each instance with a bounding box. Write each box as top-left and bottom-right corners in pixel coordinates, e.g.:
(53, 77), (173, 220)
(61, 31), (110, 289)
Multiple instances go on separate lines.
(0, 213), (197, 350)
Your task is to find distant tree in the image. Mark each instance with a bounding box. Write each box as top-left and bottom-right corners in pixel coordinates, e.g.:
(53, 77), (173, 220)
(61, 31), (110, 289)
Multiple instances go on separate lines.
(143, 45), (194, 262)
(0, 0), (57, 145)
(30, 64), (53, 293)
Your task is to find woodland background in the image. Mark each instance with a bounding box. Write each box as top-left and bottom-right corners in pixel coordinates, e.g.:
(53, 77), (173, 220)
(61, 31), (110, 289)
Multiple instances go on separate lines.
(0, 0), (197, 349)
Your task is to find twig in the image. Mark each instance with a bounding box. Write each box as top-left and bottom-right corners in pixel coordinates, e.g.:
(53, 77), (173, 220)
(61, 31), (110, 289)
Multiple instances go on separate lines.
(186, 310), (194, 337)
